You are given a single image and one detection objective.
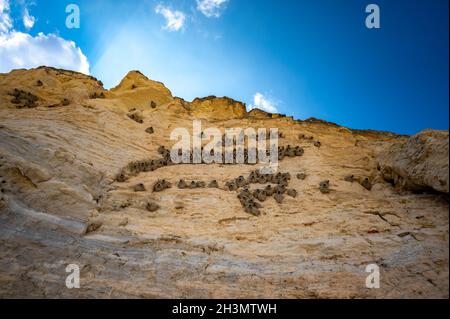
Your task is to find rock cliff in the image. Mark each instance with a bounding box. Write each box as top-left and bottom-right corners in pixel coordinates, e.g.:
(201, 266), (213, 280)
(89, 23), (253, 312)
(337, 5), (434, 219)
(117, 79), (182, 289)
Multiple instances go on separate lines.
(0, 67), (448, 298)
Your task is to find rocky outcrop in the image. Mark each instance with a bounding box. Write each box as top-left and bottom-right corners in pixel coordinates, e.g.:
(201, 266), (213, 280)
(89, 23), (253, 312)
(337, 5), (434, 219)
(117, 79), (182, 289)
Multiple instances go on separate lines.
(248, 108), (273, 119)
(109, 70), (174, 109)
(0, 68), (448, 299)
(378, 129), (449, 193)
(0, 66), (105, 109)
(189, 96), (247, 120)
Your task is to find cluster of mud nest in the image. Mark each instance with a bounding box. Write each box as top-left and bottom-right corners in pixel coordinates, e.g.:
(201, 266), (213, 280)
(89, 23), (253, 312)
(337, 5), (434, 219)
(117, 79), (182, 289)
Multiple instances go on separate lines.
(230, 170), (297, 216)
(8, 89), (38, 108)
(8, 85), (74, 108)
(111, 121), (375, 216)
(114, 140), (309, 183)
(89, 92), (106, 99)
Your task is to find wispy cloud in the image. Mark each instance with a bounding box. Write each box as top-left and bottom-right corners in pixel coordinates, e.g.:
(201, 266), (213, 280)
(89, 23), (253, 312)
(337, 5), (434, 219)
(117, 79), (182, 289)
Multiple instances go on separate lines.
(0, 0), (89, 74)
(196, 0), (228, 18)
(23, 7), (35, 29)
(0, 0), (12, 33)
(155, 4), (186, 31)
(248, 93), (279, 113)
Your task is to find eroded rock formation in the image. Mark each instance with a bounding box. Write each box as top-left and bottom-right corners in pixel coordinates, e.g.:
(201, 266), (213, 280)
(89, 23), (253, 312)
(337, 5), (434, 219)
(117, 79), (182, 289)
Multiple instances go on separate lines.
(378, 130), (449, 193)
(0, 67), (448, 298)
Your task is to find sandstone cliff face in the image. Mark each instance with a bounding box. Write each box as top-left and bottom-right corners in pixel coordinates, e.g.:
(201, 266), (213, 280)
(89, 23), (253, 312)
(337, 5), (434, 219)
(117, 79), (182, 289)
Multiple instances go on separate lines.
(377, 130), (449, 194)
(0, 67), (448, 298)
(0, 67), (105, 108)
(248, 108), (273, 119)
(109, 71), (173, 110)
(189, 96), (247, 120)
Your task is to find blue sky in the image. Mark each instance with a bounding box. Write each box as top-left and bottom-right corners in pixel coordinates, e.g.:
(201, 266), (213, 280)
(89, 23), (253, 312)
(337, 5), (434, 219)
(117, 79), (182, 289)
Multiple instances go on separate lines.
(1, 0), (448, 134)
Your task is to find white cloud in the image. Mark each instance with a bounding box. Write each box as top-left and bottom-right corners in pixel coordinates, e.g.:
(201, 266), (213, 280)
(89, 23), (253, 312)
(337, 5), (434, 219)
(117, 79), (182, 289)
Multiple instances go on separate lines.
(196, 0), (228, 18)
(155, 5), (186, 31)
(23, 8), (35, 29)
(0, 0), (12, 33)
(0, 31), (90, 74)
(0, 0), (89, 75)
(248, 93), (279, 113)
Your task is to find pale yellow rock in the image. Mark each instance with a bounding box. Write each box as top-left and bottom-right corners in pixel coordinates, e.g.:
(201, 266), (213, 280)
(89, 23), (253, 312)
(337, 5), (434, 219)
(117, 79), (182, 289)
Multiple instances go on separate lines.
(109, 70), (173, 111)
(0, 67), (448, 299)
(248, 108), (273, 119)
(378, 129), (449, 193)
(189, 96), (247, 120)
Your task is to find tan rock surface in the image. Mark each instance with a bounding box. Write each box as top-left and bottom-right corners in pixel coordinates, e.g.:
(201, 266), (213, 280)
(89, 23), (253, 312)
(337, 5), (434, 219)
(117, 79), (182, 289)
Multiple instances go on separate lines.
(0, 67), (448, 298)
(189, 96), (247, 120)
(378, 129), (449, 193)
